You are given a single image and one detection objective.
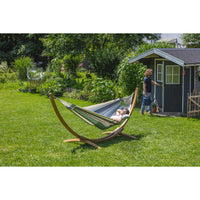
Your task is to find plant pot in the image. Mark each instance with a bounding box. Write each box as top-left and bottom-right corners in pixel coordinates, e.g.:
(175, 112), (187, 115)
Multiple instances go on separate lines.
(152, 107), (156, 113)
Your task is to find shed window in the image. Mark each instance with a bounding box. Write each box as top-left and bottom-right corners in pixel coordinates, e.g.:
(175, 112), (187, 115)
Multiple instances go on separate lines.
(157, 64), (163, 82)
(166, 65), (180, 84)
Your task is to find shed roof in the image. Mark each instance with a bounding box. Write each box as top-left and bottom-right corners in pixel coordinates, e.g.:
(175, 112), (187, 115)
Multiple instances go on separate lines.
(159, 48), (200, 65)
(129, 48), (200, 66)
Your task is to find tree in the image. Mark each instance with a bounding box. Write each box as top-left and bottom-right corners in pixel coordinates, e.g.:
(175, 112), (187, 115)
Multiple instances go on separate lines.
(0, 34), (47, 66)
(41, 34), (159, 58)
(134, 42), (175, 56)
(181, 34), (200, 48)
(18, 34), (47, 63)
(0, 34), (23, 64)
(88, 46), (122, 79)
(41, 33), (159, 77)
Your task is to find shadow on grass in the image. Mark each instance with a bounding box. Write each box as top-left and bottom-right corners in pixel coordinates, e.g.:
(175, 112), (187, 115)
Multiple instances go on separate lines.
(70, 132), (150, 154)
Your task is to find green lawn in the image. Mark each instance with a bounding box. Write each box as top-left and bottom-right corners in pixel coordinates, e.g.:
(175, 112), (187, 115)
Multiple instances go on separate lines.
(1, 84), (200, 166)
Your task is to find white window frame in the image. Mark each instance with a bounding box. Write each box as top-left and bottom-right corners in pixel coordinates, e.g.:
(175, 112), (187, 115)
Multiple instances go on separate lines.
(166, 65), (180, 84)
(157, 63), (164, 82)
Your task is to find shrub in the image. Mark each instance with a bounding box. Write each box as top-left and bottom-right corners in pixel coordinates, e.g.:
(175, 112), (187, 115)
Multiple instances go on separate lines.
(88, 47), (123, 79)
(117, 53), (146, 96)
(50, 58), (63, 75)
(0, 61), (8, 73)
(14, 56), (36, 80)
(43, 70), (75, 88)
(0, 72), (17, 83)
(63, 72), (97, 100)
(59, 73), (75, 88)
(86, 78), (116, 103)
(42, 71), (56, 82)
(72, 71), (97, 90)
(36, 80), (64, 97)
(73, 78), (85, 90)
(63, 54), (82, 75)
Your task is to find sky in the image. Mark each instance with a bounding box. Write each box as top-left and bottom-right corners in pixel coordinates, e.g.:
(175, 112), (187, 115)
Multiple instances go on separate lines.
(161, 33), (183, 43)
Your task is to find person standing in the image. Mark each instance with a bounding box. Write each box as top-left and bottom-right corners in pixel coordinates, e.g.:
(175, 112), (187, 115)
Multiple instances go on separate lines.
(141, 69), (162, 115)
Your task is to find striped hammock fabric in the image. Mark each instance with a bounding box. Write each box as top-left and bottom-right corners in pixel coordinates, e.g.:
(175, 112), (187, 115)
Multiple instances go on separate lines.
(56, 92), (134, 130)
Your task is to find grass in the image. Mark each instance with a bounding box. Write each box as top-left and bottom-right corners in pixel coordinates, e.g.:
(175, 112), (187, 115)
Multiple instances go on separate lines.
(1, 83), (200, 166)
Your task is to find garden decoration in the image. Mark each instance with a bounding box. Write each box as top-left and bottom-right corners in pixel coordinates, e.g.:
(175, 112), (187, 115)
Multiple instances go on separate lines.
(49, 88), (138, 149)
(27, 67), (43, 92)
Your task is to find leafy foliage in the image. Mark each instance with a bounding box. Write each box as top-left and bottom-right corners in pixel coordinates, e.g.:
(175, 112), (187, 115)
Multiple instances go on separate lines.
(0, 61), (8, 73)
(0, 72), (17, 83)
(0, 34), (47, 64)
(118, 53), (146, 96)
(41, 34), (159, 58)
(14, 56), (36, 80)
(36, 80), (64, 97)
(86, 78), (116, 103)
(88, 47), (123, 79)
(181, 33), (200, 48)
(50, 58), (63, 75)
(134, 42), (175, 56)
(63, 54), (82, 75)
(49, 54), (82, 77)
(37, 71), (76, 97)
(41, 34), (159, 78)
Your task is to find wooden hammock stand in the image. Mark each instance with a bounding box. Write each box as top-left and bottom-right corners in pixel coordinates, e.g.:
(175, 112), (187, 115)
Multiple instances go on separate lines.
(49, 88), (138, 149)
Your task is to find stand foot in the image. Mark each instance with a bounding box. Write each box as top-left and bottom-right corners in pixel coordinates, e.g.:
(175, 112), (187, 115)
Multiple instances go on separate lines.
(63, 138), (101, 149)
(119, 133), (137, 139)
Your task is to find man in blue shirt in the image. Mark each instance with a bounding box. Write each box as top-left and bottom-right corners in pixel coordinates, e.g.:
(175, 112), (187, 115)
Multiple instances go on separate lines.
(141, 69), (162, 115)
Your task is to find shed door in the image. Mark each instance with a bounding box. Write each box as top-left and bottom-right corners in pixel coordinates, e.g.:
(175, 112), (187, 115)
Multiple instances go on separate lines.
(155, 61), (164, 109)
(164, 65), (182, 112)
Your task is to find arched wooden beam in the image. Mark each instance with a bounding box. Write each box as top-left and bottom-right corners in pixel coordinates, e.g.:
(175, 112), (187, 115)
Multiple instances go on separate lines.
(49, 88), (138, 149)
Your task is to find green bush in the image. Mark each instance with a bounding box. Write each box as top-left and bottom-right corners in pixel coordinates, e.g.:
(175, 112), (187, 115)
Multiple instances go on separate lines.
(14, 56), (36, 80)
(59, 73), (75, 88)
(72, 71), (96, 90)
(36, 80), (64, 97)
(63, 72), (97, 100)
(86, 78), (116, 103)
(50, 55), (82, 77)
(50, 58), (63, 75)
(73, 78), (85, 90)
(63, 54), (82, 75)
(88, 47), (123, 79)
(42, 71), (56, 82)
(118, 53), (146, 96)
(63, 73), (117, 102)
(0, 72), (17, 83)
(0, 61), (8, 73)
(43, 69), (75, 87)
(76, 71), (97, 80)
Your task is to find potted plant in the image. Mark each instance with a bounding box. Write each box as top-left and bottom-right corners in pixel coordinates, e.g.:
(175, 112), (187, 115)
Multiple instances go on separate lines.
(152, 103), (157, 113)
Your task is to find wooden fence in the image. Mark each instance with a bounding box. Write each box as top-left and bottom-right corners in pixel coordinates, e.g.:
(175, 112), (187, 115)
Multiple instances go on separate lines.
(187, 91), (200, 118)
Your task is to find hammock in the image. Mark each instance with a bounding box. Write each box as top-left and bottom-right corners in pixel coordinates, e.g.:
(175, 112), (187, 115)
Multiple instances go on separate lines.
(56, 93), (134, 130)
(49, 88), (138, 149)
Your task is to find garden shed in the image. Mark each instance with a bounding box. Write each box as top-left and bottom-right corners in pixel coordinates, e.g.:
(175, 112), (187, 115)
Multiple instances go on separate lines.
(129, 48), (200, 113)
